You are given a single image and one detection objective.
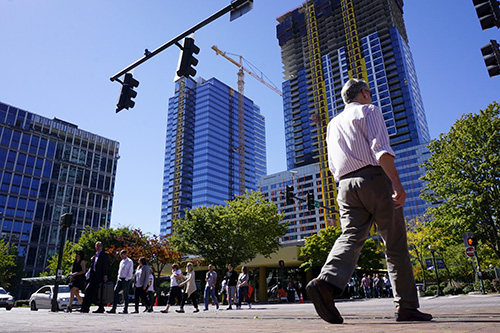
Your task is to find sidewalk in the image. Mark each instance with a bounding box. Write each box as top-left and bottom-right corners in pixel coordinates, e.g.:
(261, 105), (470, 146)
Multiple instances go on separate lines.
(1, 294), (499, 332)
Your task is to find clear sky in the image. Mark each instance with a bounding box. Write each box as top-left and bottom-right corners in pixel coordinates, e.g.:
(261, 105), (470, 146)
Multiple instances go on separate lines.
(1, 1), (498, 235)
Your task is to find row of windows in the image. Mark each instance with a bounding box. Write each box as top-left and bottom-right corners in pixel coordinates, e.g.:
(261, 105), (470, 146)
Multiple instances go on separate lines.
(0, 128), (55, 157)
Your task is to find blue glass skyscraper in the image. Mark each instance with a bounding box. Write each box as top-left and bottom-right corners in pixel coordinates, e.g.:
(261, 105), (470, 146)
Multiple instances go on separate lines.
(0, 102), (119, 276)
(161, 77), (266, 235)
(276, 0), (431, 223)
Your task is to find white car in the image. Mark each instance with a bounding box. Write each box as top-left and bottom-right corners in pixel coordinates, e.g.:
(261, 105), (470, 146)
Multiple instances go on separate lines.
(0, 287), (14, 310)
(29, 285), (82, 311)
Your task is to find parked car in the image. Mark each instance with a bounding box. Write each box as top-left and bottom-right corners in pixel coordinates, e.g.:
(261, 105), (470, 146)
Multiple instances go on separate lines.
(29, 285), (83, 311)
(0, 287), (14, 310)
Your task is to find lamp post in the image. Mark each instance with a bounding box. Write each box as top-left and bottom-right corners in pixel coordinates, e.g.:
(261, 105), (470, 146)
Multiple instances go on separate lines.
(51, 213), (73, 312)
(428, 245), (443, 296)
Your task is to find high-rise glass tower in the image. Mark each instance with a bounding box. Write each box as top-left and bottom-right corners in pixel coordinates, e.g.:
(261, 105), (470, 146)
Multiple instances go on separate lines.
(161, 77), (266, 235)
(0, 102), (119, 276)
(276, 0), (431, 223)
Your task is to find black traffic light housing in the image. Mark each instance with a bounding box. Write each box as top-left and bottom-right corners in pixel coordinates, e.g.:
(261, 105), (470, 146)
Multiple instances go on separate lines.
(467, 236), (478, 247)
(307, 192), (315, 210)
(481, 39), (500, 77)
(116, 73), (139, 112)
(177, 37), (200, 78)
(285, 185), (294, 205)
(60, 212), (73, 228)
(473, 0), (500, 30)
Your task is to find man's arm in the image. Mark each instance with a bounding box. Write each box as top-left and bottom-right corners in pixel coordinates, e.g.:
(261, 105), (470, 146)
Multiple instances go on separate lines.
(379, 153), (406, 209)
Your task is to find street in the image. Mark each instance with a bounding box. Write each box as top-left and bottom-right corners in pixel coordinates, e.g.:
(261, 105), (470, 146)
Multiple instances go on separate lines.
(1, 294), (499, 332)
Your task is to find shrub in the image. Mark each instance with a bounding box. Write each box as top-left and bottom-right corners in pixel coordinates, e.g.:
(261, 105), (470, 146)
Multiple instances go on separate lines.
(424, 284), (438, 296)
(473, 280), (494, 293)
(443, 284), (463, 295)
(492, 278), (500, 293)
(462, 284), (474, 294)
(14, 300), (29, 307)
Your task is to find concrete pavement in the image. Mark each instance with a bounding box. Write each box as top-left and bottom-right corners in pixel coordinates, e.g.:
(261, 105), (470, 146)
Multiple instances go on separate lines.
(1, 294), (499, 332)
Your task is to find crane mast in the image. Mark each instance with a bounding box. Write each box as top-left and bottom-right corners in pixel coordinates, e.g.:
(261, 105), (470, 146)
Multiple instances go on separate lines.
(212, 45), (282, 196)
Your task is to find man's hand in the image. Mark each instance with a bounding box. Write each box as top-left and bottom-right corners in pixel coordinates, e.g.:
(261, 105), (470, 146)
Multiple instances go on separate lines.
(379, 153), (406, 209)
(391, 183), (407, 209)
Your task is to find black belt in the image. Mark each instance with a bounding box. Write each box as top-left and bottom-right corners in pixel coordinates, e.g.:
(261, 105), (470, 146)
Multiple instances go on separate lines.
(339, 165), (382, 180)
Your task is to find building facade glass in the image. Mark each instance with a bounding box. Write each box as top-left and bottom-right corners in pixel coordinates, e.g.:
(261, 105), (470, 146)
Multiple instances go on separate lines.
(276, 0), (432, 223)
(0, 102), (119, 277)
(161, 77), (266, 235)
(258, 164), (324, 245)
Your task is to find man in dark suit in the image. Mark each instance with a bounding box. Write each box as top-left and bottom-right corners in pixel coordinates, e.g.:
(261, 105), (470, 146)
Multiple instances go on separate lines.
(80, 241), (110, 313)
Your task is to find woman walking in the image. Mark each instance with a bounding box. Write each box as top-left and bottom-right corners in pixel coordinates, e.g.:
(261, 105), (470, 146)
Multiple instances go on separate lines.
(132, 257), (152, 313)
(67, 250), (86, 313)
(236, 266), (251, 309)
(175, 263), (199, 313)
(161, 263), (183, 313)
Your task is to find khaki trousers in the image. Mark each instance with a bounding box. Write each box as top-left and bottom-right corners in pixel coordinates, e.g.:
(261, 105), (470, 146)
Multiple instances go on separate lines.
(318, 166), (419, 309)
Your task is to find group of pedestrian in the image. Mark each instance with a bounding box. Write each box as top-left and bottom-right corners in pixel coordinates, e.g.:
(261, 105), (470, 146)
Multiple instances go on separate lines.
(358, 273), (392, 298)
(66, 242), (155, 314)
(227, 265), (252, 310)
(66, 242), (252, 314)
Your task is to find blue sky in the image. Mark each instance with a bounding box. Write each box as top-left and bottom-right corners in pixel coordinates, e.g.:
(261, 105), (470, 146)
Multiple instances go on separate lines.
(1, 0), (498, 235)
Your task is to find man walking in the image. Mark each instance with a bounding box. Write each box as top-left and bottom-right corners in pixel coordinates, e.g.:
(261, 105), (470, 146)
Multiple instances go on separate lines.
(225, 264), (238, 310)
(107, 250), (133, 314)
(306, 78), (432, 324)
(80, 241), (110, 313)
(203, 264), (219, 311)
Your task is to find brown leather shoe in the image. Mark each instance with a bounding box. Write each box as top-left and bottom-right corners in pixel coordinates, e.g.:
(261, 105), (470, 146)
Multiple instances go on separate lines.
(395, 307), (432, 321)
(306, 278), (343, 324)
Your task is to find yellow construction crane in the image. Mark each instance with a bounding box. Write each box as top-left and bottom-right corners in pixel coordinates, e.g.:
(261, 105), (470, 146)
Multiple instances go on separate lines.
(211, 46), (283, 97)
(212, 45), (282, 196)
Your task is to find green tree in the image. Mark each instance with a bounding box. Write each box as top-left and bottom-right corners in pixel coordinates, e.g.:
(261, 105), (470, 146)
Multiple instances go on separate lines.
(40, 241), (75, 277)
(406, 218), (452, 286)
(299, 226), (384, 272)
(0, 239), (17, 288)
(169, 191), (288, 271)
(422, 102), (500, 259)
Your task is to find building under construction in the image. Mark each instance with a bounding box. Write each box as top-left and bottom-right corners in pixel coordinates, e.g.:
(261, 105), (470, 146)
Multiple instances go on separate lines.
(160, 77), (266, 235)
(275, 0), (432, 229)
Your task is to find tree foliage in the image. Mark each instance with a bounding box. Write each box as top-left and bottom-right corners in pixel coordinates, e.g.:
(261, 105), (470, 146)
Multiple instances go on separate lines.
(299, 226), (384, 272)
(0, 239), (17, 288)
(40, 240), (76, 277)
(406, 218), (452, 285)
(407, 218), (500, 285)
(169, 191), (287, 271)
(422, 102), (500, 259)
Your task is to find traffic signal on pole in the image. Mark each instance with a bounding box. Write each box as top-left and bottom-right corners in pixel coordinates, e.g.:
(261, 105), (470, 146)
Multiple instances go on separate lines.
(285, 185), (294, 205)
(473, 0), (500, 30)
(467, 236), (478, 247)
(307, 192), (315, 210)
(60, 212), (73, 228)
(116, 73), (139, 113)
(481, 39), (500, 77)
(177, 37), (200, 78)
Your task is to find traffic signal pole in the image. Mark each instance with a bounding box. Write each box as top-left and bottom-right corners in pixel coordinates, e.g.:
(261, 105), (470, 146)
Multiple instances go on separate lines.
(474, 248), (487, 294)
(109, 0), (252, 82)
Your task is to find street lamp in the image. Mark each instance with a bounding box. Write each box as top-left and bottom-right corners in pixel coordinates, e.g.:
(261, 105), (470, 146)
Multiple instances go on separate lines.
(428, 245), (443, 296)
